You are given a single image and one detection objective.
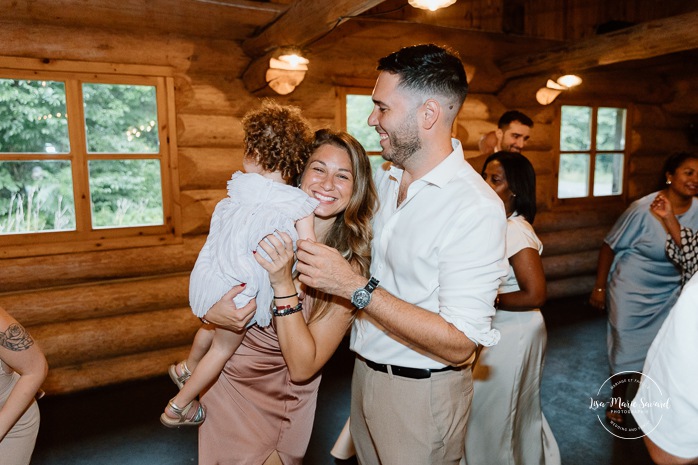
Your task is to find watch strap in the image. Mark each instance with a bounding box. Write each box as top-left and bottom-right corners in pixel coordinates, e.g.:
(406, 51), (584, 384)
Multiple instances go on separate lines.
(365, 276), (380, 293)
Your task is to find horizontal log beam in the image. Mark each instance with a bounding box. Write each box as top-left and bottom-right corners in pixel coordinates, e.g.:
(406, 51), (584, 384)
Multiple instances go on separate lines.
(0, 274), (190, 327)
(31, 307), (199, 367)
(630, 127), (691, 155)
(0, 237), (204, 293)
(538, 226), (608, 257)
(176, 114), (245, 148)
(542, 250), (598, 280)
(535, 208), (621, 233)
(42, 345), (189, 395)
(547, 275), (596, 301)
(498, 11), (698, 79)
(5, 0), (284, 42)
(0, 21), (248, 75)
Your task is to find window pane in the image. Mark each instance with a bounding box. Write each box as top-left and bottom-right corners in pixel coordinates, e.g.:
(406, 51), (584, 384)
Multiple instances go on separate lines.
(560, 105), (591, 151)
(0, 160), (75, 234)
(0, 79), (70, 153)
(346, 94), (381, 152)
(83, 83), (159, 154)
(369, 155), (385, 173)
(597, 108), (626, 151)
(89, 159), (163, 228)
(594, 153), (624, 196)
(558, 153), (590, 198)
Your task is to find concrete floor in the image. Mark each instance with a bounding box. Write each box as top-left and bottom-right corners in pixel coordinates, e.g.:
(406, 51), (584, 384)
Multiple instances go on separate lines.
(30, 295), (655, 464)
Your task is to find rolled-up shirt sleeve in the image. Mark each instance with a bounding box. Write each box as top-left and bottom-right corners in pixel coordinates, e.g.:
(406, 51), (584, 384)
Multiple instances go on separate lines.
(438, 200), (507, 347)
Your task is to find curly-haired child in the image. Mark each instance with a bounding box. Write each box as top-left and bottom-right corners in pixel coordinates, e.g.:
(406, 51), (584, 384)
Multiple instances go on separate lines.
(160, 101), (319, 427)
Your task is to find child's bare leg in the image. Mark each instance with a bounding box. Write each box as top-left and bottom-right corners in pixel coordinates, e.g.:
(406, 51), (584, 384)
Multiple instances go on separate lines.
(186, 324), (215, 372)
(169, 324), (214, 388)
(164, 327), (245, 420)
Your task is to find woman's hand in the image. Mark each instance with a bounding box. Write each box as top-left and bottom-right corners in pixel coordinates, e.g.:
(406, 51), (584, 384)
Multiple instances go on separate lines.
(650, 193), (673, 219)
(203, 285), (256, 332)
(650, 192), (682, 245)
(254, 232), (297, 296)
(589, 287), (606, 311)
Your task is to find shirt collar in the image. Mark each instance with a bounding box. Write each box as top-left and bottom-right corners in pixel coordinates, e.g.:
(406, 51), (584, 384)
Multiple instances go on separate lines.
(420, 139), (468, 188)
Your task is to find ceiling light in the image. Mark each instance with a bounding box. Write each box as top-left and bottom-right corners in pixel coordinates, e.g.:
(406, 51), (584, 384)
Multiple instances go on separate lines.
(266, 48), (309, 95)
(277, 53), (309, 70)
(546, 79), (567, 91)
(408, 0), (457, 11)
(536, 87), (562, 105)
(557, 74), (582, 88)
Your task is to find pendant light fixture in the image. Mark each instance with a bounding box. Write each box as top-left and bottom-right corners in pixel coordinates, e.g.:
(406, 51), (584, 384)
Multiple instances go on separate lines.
(408, 0), (457, 12)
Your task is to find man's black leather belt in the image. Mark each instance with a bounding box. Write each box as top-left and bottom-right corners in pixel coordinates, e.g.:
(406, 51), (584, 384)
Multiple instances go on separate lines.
(362, 357), (457, 379)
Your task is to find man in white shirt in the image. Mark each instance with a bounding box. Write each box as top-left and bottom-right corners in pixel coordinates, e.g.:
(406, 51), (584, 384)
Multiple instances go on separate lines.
(630, 273), (698, 465)
(296, 44), (507, 465)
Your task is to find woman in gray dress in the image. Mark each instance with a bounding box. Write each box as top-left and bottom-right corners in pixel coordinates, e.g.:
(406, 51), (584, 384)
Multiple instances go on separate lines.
(589, 152), (698, 425)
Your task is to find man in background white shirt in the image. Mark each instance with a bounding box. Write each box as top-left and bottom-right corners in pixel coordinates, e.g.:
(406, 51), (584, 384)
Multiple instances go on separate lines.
(296, 44), (508, 465)
(631, 273), (698, 465)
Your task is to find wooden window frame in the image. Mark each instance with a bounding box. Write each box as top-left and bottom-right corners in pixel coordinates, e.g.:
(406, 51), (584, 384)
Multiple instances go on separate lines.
(553, 101), (632, 209)
(0, 57), (181, 258)
(338, 86), (380, 158)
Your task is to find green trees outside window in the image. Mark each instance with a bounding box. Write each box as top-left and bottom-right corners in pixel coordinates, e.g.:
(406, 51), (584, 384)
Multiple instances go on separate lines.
(558, 105), (626, 199)
(1, 77), (165, 234)
(345, 93), (384, 173)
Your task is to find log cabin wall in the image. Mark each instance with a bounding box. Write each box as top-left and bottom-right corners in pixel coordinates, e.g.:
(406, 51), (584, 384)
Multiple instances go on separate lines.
(0, 9), (696, 394)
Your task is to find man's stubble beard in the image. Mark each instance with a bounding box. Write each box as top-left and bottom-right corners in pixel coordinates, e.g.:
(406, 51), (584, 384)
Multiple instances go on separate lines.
(381, 115), (421, 168)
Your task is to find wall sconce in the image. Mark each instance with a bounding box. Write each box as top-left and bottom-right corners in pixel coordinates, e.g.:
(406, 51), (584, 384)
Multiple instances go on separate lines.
(535, 74), (582, 105)
(266, 49), (309, 95)
(408, 0), (457, 11)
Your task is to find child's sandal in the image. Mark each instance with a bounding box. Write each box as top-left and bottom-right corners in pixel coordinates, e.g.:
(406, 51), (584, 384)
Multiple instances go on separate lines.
(160, 398), (205, 428)
(168, 361), (191, 389)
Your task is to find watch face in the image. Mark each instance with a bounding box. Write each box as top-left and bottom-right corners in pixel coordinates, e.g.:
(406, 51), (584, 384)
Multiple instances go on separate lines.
(352, 289), (371, 309)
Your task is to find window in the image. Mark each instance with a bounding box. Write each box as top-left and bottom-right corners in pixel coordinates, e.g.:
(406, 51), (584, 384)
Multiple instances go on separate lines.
(558, 105), (627, 200)
(339, 88), (384, 172)
(0, 58), (180, 255)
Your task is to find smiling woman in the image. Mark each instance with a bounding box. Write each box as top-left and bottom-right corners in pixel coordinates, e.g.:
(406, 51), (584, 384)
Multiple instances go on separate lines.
(196, 128), (377, 465)
(589, 152), (698, 426)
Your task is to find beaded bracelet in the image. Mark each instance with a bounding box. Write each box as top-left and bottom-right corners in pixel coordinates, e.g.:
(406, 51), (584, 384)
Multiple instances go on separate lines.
(273, 302), (303, 317)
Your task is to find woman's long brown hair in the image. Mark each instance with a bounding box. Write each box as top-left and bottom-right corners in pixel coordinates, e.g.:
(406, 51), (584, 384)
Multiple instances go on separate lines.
(304, 129), (378, 323)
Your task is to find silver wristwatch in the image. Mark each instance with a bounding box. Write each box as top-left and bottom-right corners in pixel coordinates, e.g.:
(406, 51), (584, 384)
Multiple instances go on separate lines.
(351, 277), (380, 309)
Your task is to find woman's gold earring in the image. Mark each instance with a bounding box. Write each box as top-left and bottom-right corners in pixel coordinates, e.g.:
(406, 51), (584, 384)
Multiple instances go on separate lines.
(666, 179), (672, 185)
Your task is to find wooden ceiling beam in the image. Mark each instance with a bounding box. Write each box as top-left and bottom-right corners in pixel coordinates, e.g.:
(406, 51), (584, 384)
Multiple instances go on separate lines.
(497, 10), (698, 78)
(242, 0), (387, 94)
(242, 0), (387, 57)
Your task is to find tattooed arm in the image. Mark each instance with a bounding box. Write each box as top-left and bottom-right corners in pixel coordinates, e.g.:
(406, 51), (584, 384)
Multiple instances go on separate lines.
(0, 306), (48, 441)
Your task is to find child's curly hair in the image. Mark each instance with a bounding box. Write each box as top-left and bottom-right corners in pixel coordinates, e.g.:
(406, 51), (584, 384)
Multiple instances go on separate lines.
(241, 100), (313, 184)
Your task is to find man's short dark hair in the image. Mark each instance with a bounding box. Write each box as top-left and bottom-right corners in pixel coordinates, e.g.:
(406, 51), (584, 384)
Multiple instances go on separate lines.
(498, 110), (533, 130)
(377, 44), (468, 108)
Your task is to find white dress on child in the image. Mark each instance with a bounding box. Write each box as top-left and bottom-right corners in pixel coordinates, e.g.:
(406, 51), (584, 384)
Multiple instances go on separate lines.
(188, 171), (318, 327)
